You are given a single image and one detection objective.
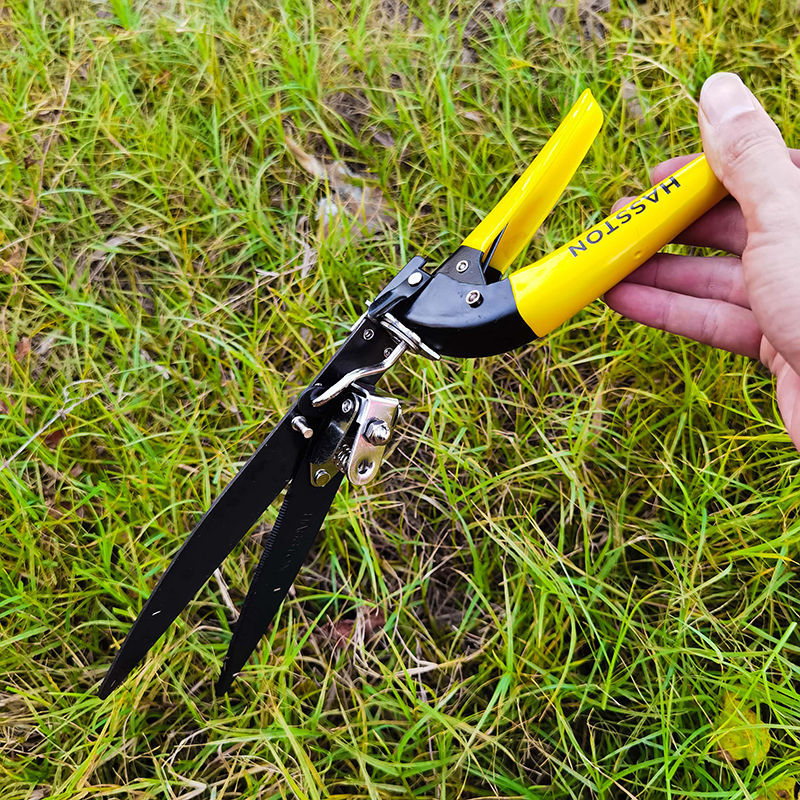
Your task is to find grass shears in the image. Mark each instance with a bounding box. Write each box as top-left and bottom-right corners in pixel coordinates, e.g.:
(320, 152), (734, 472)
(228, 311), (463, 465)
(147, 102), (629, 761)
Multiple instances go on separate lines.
(99, 90), (727, 697)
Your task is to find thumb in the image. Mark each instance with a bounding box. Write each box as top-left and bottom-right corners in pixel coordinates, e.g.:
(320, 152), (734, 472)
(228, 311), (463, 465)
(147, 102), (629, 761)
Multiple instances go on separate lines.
(698, 72), (798, 224)
(698, 72), (800, 373)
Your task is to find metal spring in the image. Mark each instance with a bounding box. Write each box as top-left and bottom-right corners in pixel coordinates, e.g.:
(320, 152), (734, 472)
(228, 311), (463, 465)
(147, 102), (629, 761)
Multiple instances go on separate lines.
(333, 443), (351, 473)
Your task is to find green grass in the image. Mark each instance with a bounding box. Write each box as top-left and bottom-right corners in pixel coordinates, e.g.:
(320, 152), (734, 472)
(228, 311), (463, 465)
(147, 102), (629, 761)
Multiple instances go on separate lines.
(2, 0), (800, 797)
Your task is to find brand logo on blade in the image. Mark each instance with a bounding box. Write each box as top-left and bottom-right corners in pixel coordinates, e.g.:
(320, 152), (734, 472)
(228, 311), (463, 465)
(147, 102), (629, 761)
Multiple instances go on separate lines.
(280, 510), (316, 573)
(567, 176), (682, 258)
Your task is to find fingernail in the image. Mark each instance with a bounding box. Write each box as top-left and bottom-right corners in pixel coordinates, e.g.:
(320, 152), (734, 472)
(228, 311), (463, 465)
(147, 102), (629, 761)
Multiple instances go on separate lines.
(700, 72), (759, 125)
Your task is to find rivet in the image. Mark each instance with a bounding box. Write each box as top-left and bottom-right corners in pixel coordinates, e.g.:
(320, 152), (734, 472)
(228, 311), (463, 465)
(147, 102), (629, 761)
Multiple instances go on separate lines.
(465, 289), (483, 307)
(363, 328), (375, 340)
(407, 271), (423, 286)
(341, 398), (354, 414)
(314, 468), (331, 485)
(455, 259), (469, 273)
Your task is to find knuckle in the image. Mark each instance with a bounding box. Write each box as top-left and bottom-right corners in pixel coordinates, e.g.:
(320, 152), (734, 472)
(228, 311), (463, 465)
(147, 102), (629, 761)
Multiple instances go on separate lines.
(650, 253), (666, 286)
(699, 303), (721, 344)
(748, 193), (800, 237)
(708, 264), (735, 302)
(722, 125), (782, 174)
(658, 290), (676, 331)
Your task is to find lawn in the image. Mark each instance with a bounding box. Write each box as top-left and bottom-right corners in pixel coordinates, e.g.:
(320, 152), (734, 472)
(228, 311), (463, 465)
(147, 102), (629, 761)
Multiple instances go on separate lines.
(2, 0), (800, 797)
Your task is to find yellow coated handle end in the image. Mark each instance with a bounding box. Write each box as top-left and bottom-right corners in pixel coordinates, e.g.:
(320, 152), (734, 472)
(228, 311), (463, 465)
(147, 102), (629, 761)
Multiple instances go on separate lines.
(508, 155), (728, 336)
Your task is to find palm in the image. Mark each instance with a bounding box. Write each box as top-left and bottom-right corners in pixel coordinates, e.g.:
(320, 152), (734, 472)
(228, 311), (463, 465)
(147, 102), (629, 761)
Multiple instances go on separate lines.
(604, 154), (800, 452)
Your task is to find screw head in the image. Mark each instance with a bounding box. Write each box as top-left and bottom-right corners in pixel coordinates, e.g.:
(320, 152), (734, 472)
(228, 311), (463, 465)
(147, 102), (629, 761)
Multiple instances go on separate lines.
(341, 398), (354, 414)
(364, 419), (391, 446)
(407, 271), (423, 286)
(465, 289), (483, 307)
(362, 328), (375, 341)
(383, 347), (393, 358)
(356, 459), (374, 476)
(455, 259), (469, 273)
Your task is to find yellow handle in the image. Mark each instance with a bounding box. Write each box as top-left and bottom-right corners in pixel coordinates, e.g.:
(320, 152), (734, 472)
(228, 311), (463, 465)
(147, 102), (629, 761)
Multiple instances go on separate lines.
(508, 155), (728, 336)
(461, 89), (604, 271)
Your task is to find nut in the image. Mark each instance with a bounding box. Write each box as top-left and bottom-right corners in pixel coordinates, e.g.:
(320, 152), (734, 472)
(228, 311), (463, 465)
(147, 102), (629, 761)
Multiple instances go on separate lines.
(364, 419), (391, 446)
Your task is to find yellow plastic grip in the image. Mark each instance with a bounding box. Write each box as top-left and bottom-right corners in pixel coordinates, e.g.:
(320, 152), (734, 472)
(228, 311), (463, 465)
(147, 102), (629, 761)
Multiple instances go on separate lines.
(461, 90), (604, 271)
(508, 155), (728, 336)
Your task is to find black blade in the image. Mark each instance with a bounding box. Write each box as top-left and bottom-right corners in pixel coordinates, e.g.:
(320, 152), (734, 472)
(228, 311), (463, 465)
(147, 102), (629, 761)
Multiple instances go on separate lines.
(98, 412), (302, 698)
(216, 452), (343, 693)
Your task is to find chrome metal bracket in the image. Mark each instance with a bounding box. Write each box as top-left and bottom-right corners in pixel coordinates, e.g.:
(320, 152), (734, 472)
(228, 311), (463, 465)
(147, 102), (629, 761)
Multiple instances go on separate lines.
(309, 387), (400, 487)
(345, 390), (400, 485)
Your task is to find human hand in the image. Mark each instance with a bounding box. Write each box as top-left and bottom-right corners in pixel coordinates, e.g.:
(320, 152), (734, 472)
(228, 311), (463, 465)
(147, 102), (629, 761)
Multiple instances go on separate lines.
(604, 72), (800, 451)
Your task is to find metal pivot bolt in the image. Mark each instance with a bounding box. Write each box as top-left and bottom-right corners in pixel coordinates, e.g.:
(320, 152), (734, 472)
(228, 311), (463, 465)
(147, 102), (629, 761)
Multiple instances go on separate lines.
(455, 259), (469, 273)
(364, 419), (391, 446)
(291, 416), (313, 439)
(465, 289), (483, 307)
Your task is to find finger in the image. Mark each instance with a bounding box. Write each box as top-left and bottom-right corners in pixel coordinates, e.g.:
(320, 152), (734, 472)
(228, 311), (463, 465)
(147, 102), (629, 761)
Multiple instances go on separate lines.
(664, 198), (746, 255)
(611, 155), (745, 254)
(611, 196), (634, 214)
(775, 362), (800, 452)
(611, 194), (747, 255)
(698, 72), (800, 373)
(604, 282), (762, 358)
(650, 154), (701, 184)
(633, 148), (800, 256)
(619, 253), (749, 308)
(761, 342), (800, 451)
(649, 149), (800, 185)
(697, 74), (800, 223)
